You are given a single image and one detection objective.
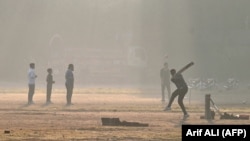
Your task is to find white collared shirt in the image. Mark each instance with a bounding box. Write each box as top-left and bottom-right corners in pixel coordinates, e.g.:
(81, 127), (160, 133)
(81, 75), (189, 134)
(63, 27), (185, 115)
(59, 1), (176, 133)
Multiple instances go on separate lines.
(28, 68), (36, 85)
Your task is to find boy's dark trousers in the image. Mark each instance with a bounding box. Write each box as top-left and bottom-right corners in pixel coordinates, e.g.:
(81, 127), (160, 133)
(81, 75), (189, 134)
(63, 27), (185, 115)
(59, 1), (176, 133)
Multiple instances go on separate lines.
(28, 84), (35, 104)
(167, 87), (188, 115)
(46, 85), (52, 102)
(66, 84), (73, 104)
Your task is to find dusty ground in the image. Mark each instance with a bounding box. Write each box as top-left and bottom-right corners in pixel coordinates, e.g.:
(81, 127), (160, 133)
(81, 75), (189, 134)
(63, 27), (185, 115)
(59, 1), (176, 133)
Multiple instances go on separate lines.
(0, 87), (250, 141)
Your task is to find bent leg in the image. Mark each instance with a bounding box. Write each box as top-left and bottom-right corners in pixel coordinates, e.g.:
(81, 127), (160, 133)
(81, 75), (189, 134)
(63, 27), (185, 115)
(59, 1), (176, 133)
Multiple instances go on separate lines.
(178, 88), (188, 115)
(166, 89), (179, 108)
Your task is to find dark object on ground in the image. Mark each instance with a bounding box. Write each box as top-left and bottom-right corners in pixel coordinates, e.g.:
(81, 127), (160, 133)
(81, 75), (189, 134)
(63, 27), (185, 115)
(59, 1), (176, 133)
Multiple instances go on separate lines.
(101, 117), (149, 127)
(220, 112), (249, 120)
(210, 109), (215, 119)
(239, 114), (250, 120)
(101, 118), (121, 126)
(4, 130), (10, 134)
(200, 109), (215, 119)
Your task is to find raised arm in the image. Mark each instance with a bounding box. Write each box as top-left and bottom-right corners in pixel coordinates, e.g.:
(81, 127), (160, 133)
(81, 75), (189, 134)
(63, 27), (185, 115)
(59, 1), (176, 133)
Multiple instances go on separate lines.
(176, 62), (194, 74)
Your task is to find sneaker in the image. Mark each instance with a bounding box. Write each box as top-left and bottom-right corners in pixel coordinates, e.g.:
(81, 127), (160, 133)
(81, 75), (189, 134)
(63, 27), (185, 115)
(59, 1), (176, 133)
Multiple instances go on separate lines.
(66, 103), (74, 106)
(183, 114), (190, 118)
(164, 107), (171, 111)
(28, 101), (35, 105)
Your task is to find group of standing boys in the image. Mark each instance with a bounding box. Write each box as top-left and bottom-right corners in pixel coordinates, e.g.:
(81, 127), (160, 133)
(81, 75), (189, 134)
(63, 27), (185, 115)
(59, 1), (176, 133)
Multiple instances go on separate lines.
(27, 60), (194, 118)
(27, 63), (74, 106)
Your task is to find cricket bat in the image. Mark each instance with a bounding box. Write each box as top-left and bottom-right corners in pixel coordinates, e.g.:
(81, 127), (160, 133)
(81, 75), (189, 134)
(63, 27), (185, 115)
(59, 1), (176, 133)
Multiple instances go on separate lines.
(177, 62), (194, 74)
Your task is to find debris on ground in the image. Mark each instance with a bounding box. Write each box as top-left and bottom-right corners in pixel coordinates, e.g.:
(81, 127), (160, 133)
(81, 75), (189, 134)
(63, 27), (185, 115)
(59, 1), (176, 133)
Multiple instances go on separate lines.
(4, 130), (10, 134)
(101, 117), (149, 127)
(220, 112), (249, 120)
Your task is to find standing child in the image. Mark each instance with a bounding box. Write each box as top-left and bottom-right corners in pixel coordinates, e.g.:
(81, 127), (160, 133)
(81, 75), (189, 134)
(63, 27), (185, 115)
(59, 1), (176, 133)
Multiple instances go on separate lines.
(65, 64), (74, 106)
(46, 68), (55, 104)
(28, 63), (37, 105)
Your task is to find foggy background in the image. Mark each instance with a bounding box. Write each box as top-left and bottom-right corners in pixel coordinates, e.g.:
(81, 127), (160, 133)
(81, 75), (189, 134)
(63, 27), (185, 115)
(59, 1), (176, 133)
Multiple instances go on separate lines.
(0, 0), (250, 88)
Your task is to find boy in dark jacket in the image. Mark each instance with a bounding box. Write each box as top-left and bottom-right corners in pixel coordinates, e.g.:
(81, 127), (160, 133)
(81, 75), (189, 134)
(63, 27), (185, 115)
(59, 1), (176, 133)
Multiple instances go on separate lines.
(65, 64), (74, 106)
(164, 62), (194, 119)
(46, 68), (55, 104)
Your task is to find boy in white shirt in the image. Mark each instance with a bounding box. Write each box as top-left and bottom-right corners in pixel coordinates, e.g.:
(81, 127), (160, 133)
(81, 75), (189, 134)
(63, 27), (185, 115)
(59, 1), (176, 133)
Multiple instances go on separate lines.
(28, 63), (37, 105)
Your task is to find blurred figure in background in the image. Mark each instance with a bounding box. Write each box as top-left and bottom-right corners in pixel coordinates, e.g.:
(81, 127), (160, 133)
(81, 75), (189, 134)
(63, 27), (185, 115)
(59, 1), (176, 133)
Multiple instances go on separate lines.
(160, 62), (171, 102)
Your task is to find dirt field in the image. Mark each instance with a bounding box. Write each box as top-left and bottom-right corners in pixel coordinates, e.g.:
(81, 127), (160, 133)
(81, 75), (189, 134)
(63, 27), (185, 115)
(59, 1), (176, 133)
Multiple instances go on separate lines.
(0, 87), (250, 141)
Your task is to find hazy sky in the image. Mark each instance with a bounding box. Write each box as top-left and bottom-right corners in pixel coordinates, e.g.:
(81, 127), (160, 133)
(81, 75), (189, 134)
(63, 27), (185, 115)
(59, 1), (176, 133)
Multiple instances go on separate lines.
(0, 0), (250, 86)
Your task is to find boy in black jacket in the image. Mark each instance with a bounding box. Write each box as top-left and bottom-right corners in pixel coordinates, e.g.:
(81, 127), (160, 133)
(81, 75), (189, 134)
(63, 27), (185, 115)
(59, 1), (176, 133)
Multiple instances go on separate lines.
(164, 62), (194, 119)
(46, 68), (55, 104)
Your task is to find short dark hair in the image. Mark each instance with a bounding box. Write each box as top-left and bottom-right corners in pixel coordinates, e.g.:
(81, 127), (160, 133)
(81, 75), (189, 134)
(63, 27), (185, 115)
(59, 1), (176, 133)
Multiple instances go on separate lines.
(170, 69), (176, 75)
(68, 64), (74, 69)
(30, 63), (35, 68)
(47, 68), (52, 73)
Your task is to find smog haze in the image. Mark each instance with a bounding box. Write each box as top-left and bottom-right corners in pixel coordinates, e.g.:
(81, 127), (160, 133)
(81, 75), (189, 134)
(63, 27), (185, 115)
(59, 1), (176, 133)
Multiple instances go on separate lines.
(0, 0), (250, 88)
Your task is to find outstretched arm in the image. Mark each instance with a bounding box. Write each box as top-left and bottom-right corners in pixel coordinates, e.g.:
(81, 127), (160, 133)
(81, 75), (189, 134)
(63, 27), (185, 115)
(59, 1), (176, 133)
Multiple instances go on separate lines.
(177, 62), (194, 74)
